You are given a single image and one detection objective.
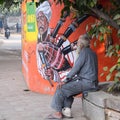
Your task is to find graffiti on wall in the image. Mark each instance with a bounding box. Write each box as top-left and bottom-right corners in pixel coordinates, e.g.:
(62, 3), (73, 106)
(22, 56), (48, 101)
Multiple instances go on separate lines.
(36, 1), (78, 86)
(22, 0), (90, 93)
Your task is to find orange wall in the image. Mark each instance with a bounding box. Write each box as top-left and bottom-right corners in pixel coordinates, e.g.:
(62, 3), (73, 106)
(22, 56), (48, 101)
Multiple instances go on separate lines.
(48, 0), (119, 82)
(21, 0), (119, 95)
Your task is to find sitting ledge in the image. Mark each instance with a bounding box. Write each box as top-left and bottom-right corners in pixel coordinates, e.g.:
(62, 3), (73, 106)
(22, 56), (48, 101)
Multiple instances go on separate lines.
(82, 82), (120, 120)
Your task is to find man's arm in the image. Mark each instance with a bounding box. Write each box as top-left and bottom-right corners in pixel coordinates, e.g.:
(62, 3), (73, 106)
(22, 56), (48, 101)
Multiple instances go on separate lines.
(66, 48), (86, 79)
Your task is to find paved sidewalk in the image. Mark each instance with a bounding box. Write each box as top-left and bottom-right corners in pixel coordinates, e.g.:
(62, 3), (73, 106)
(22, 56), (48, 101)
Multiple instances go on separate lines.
(0, 33), (21, 50)
(0, 34), (87, 120)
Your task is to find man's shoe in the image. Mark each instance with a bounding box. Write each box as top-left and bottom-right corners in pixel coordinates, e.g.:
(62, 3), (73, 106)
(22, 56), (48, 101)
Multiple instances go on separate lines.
(62, 107), (73, 118)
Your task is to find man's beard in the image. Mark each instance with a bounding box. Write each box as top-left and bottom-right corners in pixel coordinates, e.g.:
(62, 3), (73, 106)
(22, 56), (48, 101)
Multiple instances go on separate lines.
(38, 30), (47, 43)
(39, 27), (44, 34)
(75, 46), (82, 60)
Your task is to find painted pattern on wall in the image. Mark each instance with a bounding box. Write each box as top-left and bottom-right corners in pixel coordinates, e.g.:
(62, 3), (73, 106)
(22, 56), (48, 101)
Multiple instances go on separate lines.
(21, 0), (119, 95)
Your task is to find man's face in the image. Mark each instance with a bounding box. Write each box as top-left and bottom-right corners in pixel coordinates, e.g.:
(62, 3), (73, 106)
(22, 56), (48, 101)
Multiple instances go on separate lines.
(36, 11), (49, 34)
(75, 37), (84, 56)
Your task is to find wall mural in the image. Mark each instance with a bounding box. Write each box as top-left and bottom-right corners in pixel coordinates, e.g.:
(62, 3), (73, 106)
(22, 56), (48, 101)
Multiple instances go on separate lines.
(35, 1), (89, 87)
(21, 0), (91, 94)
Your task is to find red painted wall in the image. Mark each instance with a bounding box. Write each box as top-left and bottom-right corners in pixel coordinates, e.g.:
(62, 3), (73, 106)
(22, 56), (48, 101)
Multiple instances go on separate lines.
(21, 0), (119, 95)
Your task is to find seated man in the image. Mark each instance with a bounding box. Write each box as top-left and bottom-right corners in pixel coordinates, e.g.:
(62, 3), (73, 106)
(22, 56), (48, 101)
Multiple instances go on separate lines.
(47, 34), (98, 119)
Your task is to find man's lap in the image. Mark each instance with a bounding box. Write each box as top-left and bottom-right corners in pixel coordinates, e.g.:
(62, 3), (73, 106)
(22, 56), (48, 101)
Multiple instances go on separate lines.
(60, 80), (83, 97)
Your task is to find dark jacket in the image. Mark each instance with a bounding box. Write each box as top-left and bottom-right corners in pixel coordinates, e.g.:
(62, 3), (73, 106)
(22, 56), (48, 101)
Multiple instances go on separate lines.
(67, 47), (98, 84)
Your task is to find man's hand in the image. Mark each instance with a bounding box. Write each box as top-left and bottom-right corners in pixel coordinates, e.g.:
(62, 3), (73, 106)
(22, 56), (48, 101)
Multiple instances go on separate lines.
(37, 42), (44, 51)
(57, 81), (65, 89)
(45, 68), (53, 80)
(57, 77), (70, 89)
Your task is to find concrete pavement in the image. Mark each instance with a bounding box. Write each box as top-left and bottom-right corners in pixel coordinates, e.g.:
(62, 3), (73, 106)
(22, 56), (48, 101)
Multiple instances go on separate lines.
(0, 33), (87, 120)
(0, 33), (21, 50)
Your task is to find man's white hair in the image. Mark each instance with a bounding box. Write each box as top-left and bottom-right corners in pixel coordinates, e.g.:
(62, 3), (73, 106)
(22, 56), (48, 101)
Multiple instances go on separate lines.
(78, 34), (90, 47)
(36, 1), (52, 22)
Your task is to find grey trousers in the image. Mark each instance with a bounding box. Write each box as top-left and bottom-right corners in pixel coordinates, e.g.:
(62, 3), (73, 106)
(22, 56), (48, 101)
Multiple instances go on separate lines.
(51, 79), (94, 112)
